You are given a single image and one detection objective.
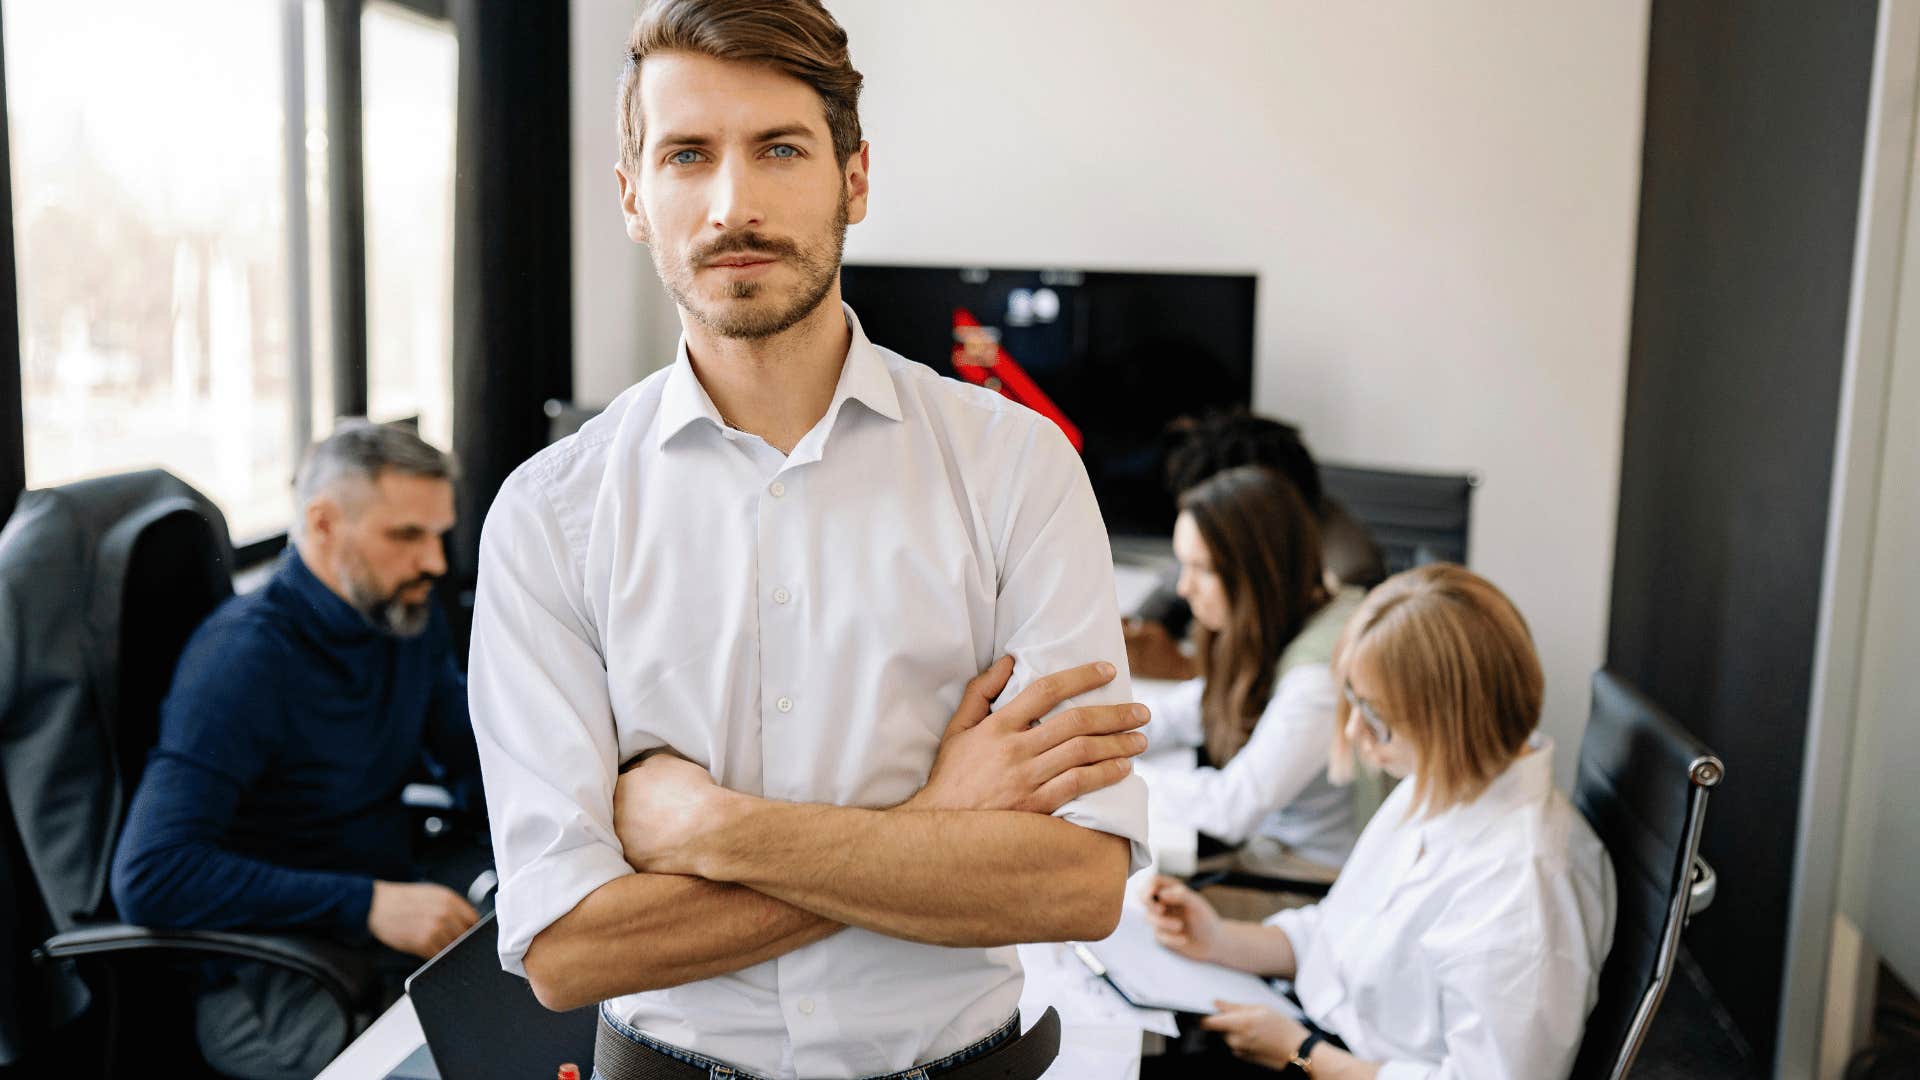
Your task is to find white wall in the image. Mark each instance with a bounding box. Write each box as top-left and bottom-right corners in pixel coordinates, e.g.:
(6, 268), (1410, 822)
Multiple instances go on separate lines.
(569, 0), (1651, 770)
(571, 0), (681, 404)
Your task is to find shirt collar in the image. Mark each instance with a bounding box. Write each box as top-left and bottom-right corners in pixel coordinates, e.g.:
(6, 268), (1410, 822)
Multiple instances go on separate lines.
(1417, 733), (1557, 850)
(653, 302), (904, 452)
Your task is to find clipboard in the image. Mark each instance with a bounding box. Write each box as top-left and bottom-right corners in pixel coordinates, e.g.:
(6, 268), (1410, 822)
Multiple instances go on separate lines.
(1074, 904), (1303, 1018)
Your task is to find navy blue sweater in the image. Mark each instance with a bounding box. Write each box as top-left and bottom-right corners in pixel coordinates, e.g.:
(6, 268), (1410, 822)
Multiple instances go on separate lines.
(110, 550), (480, 942)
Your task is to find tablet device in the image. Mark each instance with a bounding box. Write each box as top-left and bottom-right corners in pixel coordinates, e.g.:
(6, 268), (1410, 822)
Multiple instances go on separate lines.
(403, 911), (597, 1080)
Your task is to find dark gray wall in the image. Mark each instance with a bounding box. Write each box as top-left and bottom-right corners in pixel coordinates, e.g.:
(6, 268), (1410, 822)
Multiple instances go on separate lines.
(1609, 1), (1878, 1060)
(448, 0), (572, 647)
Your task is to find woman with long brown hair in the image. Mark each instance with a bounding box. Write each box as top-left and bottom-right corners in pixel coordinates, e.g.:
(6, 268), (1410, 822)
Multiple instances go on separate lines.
(1138, 464), (1368, 870)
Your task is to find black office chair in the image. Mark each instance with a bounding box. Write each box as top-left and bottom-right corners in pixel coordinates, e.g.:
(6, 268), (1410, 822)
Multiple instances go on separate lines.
(1568, 670), (1723, 1080)
(1319, 463), (1477, 576)
(544, 398), (605, 444)
(0, 471), (380, 1077)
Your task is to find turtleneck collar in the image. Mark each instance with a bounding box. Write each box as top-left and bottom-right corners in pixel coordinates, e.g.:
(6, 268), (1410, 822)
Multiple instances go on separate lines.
(278, 546), (385, 643)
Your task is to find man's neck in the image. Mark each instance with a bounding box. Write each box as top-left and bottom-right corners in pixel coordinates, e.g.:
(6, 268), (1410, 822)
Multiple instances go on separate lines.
(681, 291), (851, 455)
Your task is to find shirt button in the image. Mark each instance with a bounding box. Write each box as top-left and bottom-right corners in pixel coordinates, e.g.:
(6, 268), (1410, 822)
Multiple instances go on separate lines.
(777, 696), (794, 713)
(798, 998), (815, 1016)
(772, 587), (791, 605)
(769, 481), (787, 497)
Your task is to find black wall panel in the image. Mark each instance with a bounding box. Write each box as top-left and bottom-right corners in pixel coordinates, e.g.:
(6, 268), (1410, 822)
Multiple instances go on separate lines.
(1610, 1), (1878, 1059)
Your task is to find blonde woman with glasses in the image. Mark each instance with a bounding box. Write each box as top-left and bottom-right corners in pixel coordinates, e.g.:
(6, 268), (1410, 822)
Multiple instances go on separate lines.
(1144, 564), (1617, 1079)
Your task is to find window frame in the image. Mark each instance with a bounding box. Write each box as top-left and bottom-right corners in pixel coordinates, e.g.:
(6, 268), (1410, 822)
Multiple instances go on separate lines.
(0, 4), (21, 527)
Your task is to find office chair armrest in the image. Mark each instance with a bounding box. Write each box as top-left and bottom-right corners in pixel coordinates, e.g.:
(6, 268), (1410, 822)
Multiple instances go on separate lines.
(1688, 856), (1717, 917)
(404, 781), (491, 845)
(33, 923), (383, 1016)
(402, 782), (456, 810)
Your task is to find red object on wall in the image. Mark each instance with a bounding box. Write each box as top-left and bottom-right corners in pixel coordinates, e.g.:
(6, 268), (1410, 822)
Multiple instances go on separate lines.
(950, 307), (1084, 452)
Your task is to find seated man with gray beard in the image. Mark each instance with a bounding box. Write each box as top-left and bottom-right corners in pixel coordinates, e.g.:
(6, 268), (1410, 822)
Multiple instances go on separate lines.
(112, 421), (487, 1080)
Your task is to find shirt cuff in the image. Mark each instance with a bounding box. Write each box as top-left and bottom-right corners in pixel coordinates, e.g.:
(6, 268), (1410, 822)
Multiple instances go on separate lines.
(1262, 902), (1317, 959)
(1054, 772), (1152, 877)
(494, 842), (635, 978)
(335, 875), (376, 944)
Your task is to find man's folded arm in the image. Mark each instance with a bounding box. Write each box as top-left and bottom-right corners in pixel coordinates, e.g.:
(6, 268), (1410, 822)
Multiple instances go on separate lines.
(468, 474), (838, 1012)
(675, 798), (1133, 947)
(521, 873), (840, 1010)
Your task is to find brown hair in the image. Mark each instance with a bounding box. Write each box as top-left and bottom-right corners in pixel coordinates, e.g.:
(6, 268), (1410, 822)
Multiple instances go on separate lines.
(1182, 465), (1330, 768)
(1330, 563), (1542, 816)
(618, 0), (864, 168)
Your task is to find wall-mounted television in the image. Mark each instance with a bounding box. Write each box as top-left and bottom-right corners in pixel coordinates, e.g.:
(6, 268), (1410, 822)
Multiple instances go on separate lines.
(839, 264), (1256, 537)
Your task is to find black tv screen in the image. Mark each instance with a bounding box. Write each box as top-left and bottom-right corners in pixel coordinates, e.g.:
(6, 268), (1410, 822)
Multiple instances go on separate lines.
(839, 265), (1256, 537)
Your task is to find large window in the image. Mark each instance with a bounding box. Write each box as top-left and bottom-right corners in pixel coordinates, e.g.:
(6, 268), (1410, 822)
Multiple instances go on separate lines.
(3, 0), (457, 542)
(5, 0), (298, 539)
(363, 1), (456, 451)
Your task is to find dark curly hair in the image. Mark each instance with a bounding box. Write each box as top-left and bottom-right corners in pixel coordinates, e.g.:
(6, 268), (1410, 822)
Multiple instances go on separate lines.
(1163, 410), (1322, 509)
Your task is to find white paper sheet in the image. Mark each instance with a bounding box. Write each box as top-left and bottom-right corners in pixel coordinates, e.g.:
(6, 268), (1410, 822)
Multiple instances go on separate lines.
(1081, 904), (1303, 1018)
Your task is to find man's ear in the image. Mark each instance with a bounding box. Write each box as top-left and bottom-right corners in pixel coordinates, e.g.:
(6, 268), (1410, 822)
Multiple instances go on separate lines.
(844, 141), (871, 226)
(615, 161), (650, 244)
(305, 496), (339, 549)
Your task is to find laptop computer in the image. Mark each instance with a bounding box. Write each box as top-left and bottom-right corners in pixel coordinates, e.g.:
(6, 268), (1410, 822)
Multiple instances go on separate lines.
(402, 911), (598, 1080)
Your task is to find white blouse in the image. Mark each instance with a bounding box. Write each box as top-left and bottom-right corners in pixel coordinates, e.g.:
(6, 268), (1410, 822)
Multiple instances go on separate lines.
(1138, 665), (1357, 867)
(1268, 736), (1616, 1080)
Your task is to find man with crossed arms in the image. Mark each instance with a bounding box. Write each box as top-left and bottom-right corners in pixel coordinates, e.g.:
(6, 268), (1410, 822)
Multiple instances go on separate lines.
(466, 2), (1150, 1078)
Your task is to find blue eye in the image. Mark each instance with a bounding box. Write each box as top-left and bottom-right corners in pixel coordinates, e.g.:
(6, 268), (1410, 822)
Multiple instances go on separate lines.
(668, 149), (702, 166)
(767, 144), (799, 159)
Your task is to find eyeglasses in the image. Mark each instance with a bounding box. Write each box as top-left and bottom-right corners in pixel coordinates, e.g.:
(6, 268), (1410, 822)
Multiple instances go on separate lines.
(1343, 682), (1392, 744)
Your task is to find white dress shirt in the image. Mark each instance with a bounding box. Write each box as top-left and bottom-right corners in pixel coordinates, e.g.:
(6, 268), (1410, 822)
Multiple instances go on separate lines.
(466, 305), (1149, 1080)
(1267, 736), (1616, 1080)
(1138, 666), (1356, 866)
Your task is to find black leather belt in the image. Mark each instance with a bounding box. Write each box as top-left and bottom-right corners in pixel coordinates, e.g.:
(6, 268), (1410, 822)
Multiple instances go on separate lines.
(592, 1007), (1061, 1080)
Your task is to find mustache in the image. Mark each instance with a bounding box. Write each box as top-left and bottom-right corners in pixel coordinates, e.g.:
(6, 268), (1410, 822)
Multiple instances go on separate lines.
(694, 230), (801, 266)
(387, 573), (442, 602)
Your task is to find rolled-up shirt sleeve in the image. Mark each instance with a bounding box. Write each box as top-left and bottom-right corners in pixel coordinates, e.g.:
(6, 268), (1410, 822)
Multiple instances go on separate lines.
(989, 418), (1150, 874)
(468, 468), (633, 978)
(1264, 900), (1323, 970)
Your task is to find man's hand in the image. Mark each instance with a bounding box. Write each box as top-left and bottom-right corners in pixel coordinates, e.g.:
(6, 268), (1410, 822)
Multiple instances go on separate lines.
(1199, 1003), (1312, 1071)
(1144, 874), (1224, 962)
(1124, 617), (1196, 681)
(613, 752), (730, 876)
(368, 880), (480, 960)
(904, 658), (1148, 814)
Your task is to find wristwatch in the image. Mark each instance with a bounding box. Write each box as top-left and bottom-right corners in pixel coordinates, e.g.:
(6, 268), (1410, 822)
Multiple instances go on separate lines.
(1290, 1029), (1326, 1074)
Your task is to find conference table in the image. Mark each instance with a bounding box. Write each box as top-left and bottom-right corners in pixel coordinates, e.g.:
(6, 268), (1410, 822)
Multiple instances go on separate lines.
(319, 564), (1195, 1080)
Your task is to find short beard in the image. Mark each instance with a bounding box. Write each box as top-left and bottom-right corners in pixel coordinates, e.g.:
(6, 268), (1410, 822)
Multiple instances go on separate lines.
(344, 568), (437, 637)
(653, 187), (849, 341)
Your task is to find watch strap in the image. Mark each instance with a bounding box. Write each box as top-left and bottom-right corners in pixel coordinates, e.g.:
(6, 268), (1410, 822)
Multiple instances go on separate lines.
(1290, 1029), (1327, 1073)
